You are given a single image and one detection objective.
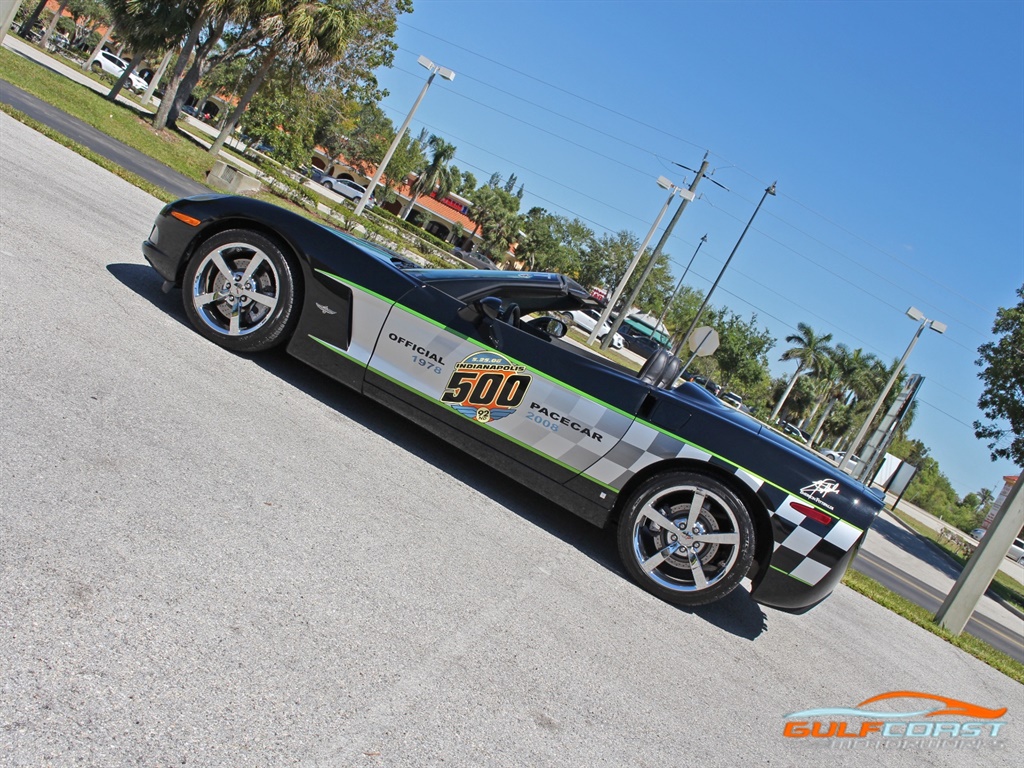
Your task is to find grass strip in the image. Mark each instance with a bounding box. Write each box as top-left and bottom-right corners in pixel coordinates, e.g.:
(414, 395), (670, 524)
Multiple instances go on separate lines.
(844, 568), (1023, 684)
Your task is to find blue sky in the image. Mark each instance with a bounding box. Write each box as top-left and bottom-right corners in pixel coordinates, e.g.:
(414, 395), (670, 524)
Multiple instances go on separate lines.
(370, 0), (1023, 498)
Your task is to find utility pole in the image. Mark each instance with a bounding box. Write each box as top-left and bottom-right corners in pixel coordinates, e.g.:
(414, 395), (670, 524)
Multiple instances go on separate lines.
(675, 182), (776, 358)
(586, 178), (679, 346)
(600, 156), (709, 350)
(655, 234), (707, 344)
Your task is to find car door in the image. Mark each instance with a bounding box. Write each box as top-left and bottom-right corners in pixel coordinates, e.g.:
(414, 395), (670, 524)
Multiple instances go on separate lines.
(365, 284), (645, 485)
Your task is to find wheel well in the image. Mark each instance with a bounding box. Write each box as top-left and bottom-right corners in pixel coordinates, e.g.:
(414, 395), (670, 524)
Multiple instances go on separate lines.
(610, 458), (775, 584)
(176, 219), (301, 284)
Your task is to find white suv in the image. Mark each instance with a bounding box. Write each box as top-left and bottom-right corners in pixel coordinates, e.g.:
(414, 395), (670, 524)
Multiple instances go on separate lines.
(92, 51), (148, 94)
(321, 177), (374, 206)
(569, 309), (624, 349)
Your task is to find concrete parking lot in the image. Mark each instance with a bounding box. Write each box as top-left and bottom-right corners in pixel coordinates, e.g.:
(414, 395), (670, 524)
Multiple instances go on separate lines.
(1, 113), (1021, 767)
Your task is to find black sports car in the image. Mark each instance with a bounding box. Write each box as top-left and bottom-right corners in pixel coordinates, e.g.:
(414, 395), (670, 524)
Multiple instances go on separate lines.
(143, 195), (883, 612)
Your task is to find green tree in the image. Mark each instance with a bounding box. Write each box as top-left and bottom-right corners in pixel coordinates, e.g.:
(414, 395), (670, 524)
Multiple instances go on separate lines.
(974, 284), (1024, 465)
(710, 309), (776, 395)
(769, 322), (833, 422)
(208, 0), (366, 157)
(102, 0), (193, 102)
(337, 102), (424, 199)
(574, 230), (639, 294)
(399, 134), (458, 219)
(468, 183), (522, 263)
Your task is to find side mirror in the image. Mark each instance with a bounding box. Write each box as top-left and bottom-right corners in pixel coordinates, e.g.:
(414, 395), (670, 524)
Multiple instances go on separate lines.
(525, 316), (568, 339)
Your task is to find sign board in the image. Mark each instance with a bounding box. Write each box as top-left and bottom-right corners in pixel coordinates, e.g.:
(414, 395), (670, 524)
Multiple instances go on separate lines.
(688, 326), (719, 357)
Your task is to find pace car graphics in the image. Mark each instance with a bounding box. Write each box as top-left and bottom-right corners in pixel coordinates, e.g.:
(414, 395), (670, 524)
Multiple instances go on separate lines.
(441, 352), (530, 424)
(586, 418), (865, 586)
(308, 274), (864, 584)
(366, 302), (633, 476)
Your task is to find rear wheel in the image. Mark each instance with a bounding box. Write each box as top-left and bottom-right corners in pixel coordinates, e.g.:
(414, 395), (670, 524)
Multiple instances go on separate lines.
(617, 471), (755, 606)
(181, 229), (300, 353)
(90, 61), (102, 74)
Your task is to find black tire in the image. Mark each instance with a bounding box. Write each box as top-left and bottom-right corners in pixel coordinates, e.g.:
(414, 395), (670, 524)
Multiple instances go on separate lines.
(322, 180), (334, 191)
(181, 229), (301, 353)
(617, 471), (755, 606)
(90, 61), (102, 74)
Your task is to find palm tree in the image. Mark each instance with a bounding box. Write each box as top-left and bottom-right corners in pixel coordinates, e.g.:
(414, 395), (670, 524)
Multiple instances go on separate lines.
(102, 0), (193, 102)
(208, 1), (357, 156)
(399, 135), (457, 219)
(769, 322), (833, 422)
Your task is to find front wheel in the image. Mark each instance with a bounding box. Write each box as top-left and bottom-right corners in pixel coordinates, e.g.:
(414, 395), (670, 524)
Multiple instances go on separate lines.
(617, 471), (755, 606)
(181, 229), (301, 353)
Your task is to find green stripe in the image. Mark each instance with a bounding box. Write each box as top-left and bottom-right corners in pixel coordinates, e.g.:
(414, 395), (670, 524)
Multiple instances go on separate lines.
(770, 564), (814, 586)
(311, 271), (856, 529)
(309, 334), (360, 363)
(315, 268), (393, 304)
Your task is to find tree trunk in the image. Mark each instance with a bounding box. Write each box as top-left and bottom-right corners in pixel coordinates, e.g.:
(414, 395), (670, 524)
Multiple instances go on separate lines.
(207, 45), (279, 157)
(808, 398), (838, 447)
(141, 48), (173, 106)
(39, 0), (68, 49)
(399, 193), (419, 220)
(106, 51), (145, 102)
(769, 365), (804, 422)
(18, 0), (48, 38)
(152, 9), (215, 130)
(83, 24), (114, 71)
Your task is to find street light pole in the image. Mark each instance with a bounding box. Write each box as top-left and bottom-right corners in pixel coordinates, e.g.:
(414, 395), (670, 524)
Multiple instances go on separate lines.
(656, 234), (707, 339)
(674, 182), (776, 359)
(353, 55), (455, 218)
(600, 157), (709, 350)
(838, 307), (946, 474)
(586, 177), (679, 346)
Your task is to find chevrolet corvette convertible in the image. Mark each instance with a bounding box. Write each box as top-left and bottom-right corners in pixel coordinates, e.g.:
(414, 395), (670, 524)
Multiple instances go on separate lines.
(144, 195), (883, 612)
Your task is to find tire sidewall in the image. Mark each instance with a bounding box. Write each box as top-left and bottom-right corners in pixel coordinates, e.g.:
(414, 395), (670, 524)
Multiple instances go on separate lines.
(617, 471), (755, 606)
(181, 229), (300, 353)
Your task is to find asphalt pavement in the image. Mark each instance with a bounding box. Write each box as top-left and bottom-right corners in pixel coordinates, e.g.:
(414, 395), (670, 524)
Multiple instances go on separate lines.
(3, 110), (1024, 768)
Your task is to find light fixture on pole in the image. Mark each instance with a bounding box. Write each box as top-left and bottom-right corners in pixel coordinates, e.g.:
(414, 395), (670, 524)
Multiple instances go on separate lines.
(600, 156), (709, 350)
(353, 55), (455, 217)
(675, 182), (776, 360)
(837, 307), (946, 474)
(656, 234), (707, 337)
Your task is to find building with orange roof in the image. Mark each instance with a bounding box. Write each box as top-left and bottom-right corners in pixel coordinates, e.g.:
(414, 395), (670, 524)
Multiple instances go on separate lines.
(312, 147), (497, 256)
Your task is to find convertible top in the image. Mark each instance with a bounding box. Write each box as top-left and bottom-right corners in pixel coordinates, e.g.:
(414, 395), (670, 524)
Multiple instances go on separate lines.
(409, 268), (602, 314)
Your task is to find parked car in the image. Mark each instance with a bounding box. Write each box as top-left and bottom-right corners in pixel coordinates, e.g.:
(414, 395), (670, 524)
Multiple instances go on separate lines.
(970, 528), (986, 540)
(781, 422), (810, 443)
(91, 51), (148, 94)
(822, 450), (860, 470)
(143, 195), (885, 612)
(1008, 538), (1024, 564)
(568, 309), (624, 349)
(453, 248), (499, 270)
(321, 177), (374, 206)
(720, 392), (743, 408)
(623, 334), (664, 359)
(686, 374), (722, 397)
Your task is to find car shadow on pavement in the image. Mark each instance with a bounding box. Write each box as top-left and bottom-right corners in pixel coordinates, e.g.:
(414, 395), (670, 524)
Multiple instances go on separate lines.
(110, 262), (770, 641)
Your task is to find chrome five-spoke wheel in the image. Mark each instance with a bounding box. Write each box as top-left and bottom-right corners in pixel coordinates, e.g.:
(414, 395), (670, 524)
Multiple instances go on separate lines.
(617, 471), (755, 606)
(182, 229), (300, 353)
